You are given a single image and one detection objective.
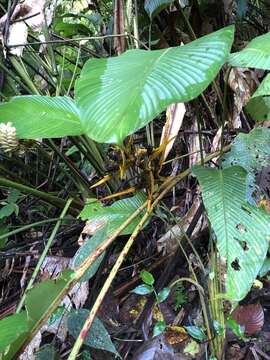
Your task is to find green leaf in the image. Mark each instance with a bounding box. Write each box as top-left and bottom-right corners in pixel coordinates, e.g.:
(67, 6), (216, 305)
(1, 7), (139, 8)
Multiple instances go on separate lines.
(0, 223), (10, 249)
(132, 284), (153, 295)
(153, 320), (166, 337)
(73, 227), (107, 282)
(79, 193), (148, 235)
(144, 0), (174, 19)
(48, 305), (66, 326)
(226, 318), (246, 340)
(246, 97), (270, 122)
(140, 270), (155, 285)
(156, 287), (170, 303)
(25, 269), (74, 324)
(0, 96), (83, 139)
(67, 309), (119, 357)
(75, 26), (234, 144)
(35, 344), (59, 360)
(183, 340), (200, 357)
(184, 326), (206, 341)
(213, 320), (225, 336)
(221, 128), (270, 200)
(245, 74), (270, 121)
(193, 166), (270, 301)
(259, 257), (270, 277)
(0, 312), (29, 353)
(228, 32), (270, 69)
(2, 270), (75, 359)
(0, 204), (16, 219)
(251, 73), (270, 98)
(7, 189), (20, 204)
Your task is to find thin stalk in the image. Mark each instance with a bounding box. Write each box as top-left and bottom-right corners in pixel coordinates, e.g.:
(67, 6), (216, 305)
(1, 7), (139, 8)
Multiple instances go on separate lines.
(195, 100), (205, 165)
(66, 46), (81, 96)
(209, 240), (225, 359)
(133, 0), (139, 49)
(0, 60), (32, 94)
(42, 17), (58, 76)
(0, 217), (73, 241)
(175, 233), (213, 342)
(68, 209), (151, 360)
(0, 176), (81, 211)
(220, 67), (232, 155)
(56, 47), (66, 96)
(16, 199), (72, 313)
(8, 34), (129, 48)
(9, 57), (40, 95)
(47, 139), (93, 195)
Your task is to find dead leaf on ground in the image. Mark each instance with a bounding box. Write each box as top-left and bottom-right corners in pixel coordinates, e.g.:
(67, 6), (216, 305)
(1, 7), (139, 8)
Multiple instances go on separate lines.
(164, 326), (188, 345)
(232, 303), (264, 335)
(157, 196), (205, 254)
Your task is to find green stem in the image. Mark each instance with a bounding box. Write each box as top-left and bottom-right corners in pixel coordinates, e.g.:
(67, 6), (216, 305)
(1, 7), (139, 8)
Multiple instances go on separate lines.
(10, 57), (40, 95)
(0, 217), (73, 241)
(0, 176), (81, 211)
(16, 199), (73, 313)
(0, 60), (31, 94)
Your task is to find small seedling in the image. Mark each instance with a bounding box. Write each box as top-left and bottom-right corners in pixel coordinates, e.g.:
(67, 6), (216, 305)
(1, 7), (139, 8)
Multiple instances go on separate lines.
(132, 270), (171, 337)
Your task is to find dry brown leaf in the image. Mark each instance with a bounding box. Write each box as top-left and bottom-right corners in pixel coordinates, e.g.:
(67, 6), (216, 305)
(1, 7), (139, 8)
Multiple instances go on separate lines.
(78, 218), (107, 246)
(164, 326), (188, 345)
(188, 120), (202, 167)
(157, 196), (205, 254)
(160, 103), (186, 161)
(228, 67), (262, 128)
(0, 0), (46, 56)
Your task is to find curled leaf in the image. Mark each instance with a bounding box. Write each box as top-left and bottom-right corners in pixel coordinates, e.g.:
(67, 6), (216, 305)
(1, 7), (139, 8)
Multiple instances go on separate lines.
(231, 303), (264, 335)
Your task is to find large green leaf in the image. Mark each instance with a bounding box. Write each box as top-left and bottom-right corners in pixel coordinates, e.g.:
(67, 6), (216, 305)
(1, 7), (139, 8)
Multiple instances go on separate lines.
(75, 26), (234, 144)
(0, 96), (83, 139)
(144, 0), (174, 19)
(0, 312), (28, 353)
(79, 192), (147, 235)
(2, 270), (75, 359)
(68, 309), (119, 357)
(222, 127), (270, 171)
(193, 165), (270, 301)
(228, 32), (270, 69)
(245, 74), (270, 121)
(221, 128), (270, 203)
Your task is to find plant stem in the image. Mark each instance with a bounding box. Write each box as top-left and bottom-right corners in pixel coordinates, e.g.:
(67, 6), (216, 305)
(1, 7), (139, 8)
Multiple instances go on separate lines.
(16, 199), (73, 313)
(10, 57), (40, 95)
(0, 176), (81, 212)
(0, 217), (73, 241)
(68, 209), (151, 360)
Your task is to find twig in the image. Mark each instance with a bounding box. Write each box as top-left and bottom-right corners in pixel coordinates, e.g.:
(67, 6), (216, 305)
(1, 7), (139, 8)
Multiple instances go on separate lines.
(7, 33), (129, 48)
(16, 199), (73, 313)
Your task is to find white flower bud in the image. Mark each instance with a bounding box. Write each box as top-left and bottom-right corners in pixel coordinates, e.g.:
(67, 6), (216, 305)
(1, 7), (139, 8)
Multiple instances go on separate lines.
(0, 122), (19, 153)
